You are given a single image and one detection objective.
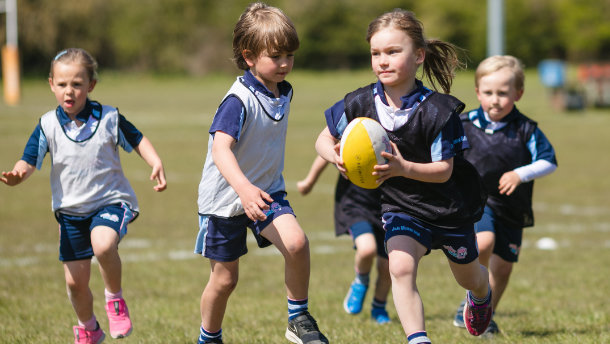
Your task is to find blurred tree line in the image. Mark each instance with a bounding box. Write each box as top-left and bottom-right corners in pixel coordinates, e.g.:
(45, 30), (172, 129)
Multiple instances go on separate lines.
(1, 0), (608, 76)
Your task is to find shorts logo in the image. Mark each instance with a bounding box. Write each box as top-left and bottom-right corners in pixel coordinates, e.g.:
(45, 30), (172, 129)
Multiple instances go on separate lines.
(509, 243), (520, 256)
(100, 213), (120, 222)
(390, 225), (420, 237)
(443, 245), (468, 260)
(265, 202), (282, 216)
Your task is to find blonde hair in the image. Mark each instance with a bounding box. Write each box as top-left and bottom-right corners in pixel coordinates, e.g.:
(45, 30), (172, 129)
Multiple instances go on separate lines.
(232, 2), (299, 70)
(50, 48), (98, 81)
(366, 9), (465, 94)
(475, 55), (525, 91)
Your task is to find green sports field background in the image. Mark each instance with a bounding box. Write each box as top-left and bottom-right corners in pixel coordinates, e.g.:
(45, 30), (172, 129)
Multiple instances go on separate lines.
(1, 70), (608, 343)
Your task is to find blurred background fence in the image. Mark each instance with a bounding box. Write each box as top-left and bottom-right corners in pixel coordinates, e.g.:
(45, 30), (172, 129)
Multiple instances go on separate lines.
(1, 0), (609, 109)
(1, 0), (608, 74)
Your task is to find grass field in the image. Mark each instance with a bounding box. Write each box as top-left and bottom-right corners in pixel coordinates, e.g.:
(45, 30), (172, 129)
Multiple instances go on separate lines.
(1, 69), (609, 344)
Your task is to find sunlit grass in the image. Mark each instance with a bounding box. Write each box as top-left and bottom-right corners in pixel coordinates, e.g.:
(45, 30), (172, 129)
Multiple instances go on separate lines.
(1, 70), (608, 343)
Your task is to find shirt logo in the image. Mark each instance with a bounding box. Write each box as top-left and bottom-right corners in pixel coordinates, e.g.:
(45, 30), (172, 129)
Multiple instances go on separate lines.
(99, 213), (120, 222)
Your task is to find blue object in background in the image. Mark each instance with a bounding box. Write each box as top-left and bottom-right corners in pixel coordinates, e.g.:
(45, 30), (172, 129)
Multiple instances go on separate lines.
(538, 59), (566, 89)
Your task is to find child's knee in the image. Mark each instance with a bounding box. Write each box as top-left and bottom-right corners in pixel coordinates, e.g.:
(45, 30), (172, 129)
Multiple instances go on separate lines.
(356, 243), (377, 259)
(285, 234), (309, 256)
(92, 241), (118, 260)
(210, 270), (239, 293)
(388, 259), (415, 280)
(216, 277), (238, 293)
(91, 228), (119, 257)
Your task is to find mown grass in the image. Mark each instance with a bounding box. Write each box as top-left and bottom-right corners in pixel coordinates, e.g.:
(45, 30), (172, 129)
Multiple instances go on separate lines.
(0, 69), (609, 343)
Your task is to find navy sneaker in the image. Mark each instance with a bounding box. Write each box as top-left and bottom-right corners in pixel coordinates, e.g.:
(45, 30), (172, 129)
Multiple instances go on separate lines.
(285, 311), (329, 344)
(343, 282), (368, 314)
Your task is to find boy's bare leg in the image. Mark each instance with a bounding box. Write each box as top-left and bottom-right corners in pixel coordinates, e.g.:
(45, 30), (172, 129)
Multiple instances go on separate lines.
(488, 254), (513, 310)
(354, 233), (376, 275)
(200, 259), (240, 332)
(374, 256), (391, 301)
(262, 214), (310, 299)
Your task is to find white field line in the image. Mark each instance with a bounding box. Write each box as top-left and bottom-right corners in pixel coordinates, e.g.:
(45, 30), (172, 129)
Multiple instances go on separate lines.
(1, 201), (609, 268)
(2, 232), (608, 268)
(0, 233), (351, 267)
(533, 202), (610, 216)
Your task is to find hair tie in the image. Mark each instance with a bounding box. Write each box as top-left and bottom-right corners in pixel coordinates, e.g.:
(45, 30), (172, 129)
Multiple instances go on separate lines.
(54, 50), (68, 61)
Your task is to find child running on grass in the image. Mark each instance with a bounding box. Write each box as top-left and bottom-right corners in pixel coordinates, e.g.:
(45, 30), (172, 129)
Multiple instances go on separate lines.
(1, 48), (167, 344)
(315, 9), (493, 343)
(452, 55), (557, 336)
(194, 3), (328, 344)
(297, 155), (392, 324)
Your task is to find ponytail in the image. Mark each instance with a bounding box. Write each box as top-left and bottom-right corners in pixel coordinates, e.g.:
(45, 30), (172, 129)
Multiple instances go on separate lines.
(422, 39), (466, 94)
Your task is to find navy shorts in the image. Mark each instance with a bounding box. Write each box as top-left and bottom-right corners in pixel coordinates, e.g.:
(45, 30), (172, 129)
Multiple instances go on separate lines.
(383, 212), (479, 264)
(55, 203), (137, 261)
(195, 192), (295, 262)
(475, 206), (523, 262)
(349, 221), (388, 259)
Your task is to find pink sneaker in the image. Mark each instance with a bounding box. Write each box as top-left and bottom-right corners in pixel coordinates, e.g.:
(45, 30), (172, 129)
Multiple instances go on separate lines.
(105, 298), (133, 338)
(73, 324), (105, 344)
(463, 291), (493, 336)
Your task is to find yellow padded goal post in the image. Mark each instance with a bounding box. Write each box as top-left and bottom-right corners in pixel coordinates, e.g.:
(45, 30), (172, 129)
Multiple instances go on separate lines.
(1, 0), (20, 105)
(2, 44), (20, 105)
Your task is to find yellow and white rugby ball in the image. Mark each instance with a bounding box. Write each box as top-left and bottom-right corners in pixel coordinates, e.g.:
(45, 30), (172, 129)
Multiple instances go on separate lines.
(340, 117), (392, 189)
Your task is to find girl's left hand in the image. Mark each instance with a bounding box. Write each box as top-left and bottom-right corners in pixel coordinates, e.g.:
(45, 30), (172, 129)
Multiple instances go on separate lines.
(1, 170), (26, 186)
(150, 164), (167, 192)
(498, 171), (521, 195)
(374, 141), (407, 184)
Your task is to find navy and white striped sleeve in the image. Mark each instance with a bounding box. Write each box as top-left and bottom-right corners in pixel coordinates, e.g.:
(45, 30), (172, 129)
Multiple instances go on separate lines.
(20, 123), (48, 170)
(209, 95), (246, 141)
(324, 99), (348, 139)
(527, 127), (557, 165)
(118, 114), (143, 153)
(430, 113), (469, 162)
